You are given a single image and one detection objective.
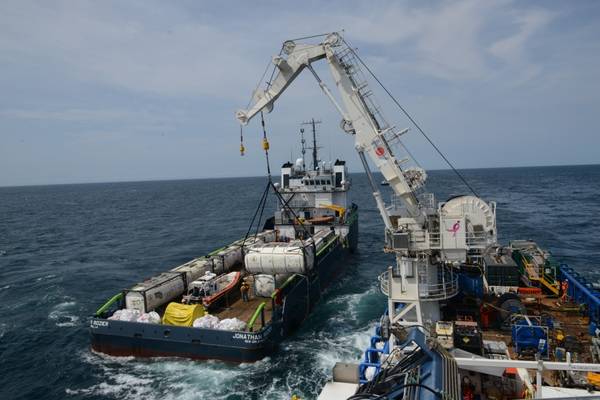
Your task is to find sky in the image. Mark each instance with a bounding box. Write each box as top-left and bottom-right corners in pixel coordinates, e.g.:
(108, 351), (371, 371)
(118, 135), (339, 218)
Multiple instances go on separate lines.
(1, 0), (599, 186)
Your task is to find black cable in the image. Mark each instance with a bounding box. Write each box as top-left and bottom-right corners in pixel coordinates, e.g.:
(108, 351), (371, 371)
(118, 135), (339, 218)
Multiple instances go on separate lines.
(258, 113), (314, 242)
(266, 46), (284, 89)
(260, 112), (272, 178)
(246, 59), (273, 109)
(268, 181), (314, 242)
(356, 381), (441, 400)
(347, 394), (383, 400)
(254, 183), (269, 238)
(391, 383), (442, 399)
(341, 38), (480, 198)
(287, 32), (331, 42)
(242, 181), (271, 248)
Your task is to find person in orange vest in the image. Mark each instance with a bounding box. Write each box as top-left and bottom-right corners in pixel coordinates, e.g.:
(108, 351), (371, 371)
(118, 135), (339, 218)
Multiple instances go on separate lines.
(240, 279), (250, 302)
(561, 279), (569, 303)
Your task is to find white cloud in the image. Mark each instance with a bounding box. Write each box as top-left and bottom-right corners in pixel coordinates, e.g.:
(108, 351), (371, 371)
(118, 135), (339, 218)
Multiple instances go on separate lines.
(0, 0), (559, 99)
(489, 7), (556, 82)
(0, 1), (263, 98)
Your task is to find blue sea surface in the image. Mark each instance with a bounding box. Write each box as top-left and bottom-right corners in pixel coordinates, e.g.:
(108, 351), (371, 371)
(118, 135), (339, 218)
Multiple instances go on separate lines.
(1, 165), (599, 400)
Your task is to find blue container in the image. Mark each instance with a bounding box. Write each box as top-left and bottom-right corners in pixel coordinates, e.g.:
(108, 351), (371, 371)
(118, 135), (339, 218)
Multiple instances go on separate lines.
(458, 273), (483, 298)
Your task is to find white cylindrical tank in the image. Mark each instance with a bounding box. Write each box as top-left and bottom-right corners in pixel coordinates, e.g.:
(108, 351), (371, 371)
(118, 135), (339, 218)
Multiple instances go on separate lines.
(256, 230), (277, 243)
(210, 256), (225, 274)
(244, 242), (314, 274)
(217, 246), (243, 271)
(125, 272), (186, 313)
(253, 273), (293, 297)
(171, 259), (212, 284)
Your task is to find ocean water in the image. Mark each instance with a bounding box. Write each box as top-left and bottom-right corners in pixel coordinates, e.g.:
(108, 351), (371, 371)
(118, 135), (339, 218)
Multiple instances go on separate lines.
(1, 165), (599, 400)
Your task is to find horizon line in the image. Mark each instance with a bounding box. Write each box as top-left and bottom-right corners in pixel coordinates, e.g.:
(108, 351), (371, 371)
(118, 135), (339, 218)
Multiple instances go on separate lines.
(1, 161), (599, 189)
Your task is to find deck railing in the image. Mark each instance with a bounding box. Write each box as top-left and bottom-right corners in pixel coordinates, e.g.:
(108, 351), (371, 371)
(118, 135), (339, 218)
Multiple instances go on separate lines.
(425, 231), (491, 248)
(378, 271), (390, 296)
(247, 302), (266, 332)
(418, 276), (459, 301)
(378, 269), (459, 301)
(94, 293), (123, 317)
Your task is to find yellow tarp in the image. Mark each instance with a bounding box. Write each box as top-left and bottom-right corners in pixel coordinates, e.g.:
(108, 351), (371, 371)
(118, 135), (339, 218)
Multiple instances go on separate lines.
(162, 302), (205, 327)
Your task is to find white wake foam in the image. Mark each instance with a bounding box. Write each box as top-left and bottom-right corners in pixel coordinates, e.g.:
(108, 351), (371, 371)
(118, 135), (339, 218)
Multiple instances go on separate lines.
(70, 283), (382, 399)
(48, 301), (80, 327)
(36, 274), (57, 282)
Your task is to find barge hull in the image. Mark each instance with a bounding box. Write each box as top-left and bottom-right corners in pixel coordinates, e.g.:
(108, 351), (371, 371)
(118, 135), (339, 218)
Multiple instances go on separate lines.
(90, 214), (358, 362)
(90, 319), (280, 363)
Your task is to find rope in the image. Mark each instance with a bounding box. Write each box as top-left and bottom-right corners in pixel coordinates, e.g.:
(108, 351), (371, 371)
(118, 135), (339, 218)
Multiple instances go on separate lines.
(341, 38), (480, 198)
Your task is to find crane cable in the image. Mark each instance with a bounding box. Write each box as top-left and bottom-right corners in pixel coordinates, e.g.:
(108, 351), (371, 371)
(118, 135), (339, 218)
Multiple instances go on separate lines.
(240, 125), (245, 156)
(258, 113), (315, 250)
(341, 38), (480, 198)
(260, 111), (272, 178)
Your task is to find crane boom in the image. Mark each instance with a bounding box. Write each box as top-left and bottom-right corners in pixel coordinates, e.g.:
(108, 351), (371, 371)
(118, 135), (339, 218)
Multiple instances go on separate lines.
(236, 32), (422, 221)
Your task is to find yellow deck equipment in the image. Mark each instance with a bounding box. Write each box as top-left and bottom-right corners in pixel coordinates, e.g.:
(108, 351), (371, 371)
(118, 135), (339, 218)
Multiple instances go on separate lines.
(162, 302), (205, 327)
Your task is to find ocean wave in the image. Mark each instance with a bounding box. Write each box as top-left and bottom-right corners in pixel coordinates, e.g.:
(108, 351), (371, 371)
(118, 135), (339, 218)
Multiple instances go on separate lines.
(36, 274), (57, 282)
(66, 373), (154, 399)
(48, 301), (80, 327)
(77, 338), (364, 400)
(75, 351), (276, 400)
(328, 285), (381, 320)
(313, 323), (374, 370)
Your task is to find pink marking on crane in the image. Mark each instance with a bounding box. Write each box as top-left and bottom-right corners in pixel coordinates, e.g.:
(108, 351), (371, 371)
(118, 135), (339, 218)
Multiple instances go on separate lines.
(447, 221), (460, 237)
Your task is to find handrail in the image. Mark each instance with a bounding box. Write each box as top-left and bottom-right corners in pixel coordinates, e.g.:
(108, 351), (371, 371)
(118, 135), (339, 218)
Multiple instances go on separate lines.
(418, 277), (459, 301)
(247, 301), (266, 332)
(95, 293), (123, 317)
(378, 269), (458, 301)
(378, 270), (390, 296)
(316, 235), (339, 257)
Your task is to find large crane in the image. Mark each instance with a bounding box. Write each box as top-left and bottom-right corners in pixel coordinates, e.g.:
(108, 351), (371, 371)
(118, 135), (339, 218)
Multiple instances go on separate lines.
(237, 33), (421, 226)
(236, 32), (497, 336)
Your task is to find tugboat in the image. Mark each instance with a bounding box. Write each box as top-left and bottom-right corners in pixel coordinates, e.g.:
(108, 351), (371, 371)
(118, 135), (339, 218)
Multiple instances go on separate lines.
(89, 123), (358, 362)
(231, 32), (600, 398)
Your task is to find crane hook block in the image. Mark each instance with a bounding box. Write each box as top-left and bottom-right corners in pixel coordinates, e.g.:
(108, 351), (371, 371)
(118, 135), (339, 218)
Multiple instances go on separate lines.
(262, 138), (270, 151)
(240, 143), (245, 156)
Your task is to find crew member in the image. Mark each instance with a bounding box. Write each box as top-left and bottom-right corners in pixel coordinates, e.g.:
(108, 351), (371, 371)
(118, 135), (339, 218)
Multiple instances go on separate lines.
(241, 279), (250, 302)
(561, 279), (569, 303)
